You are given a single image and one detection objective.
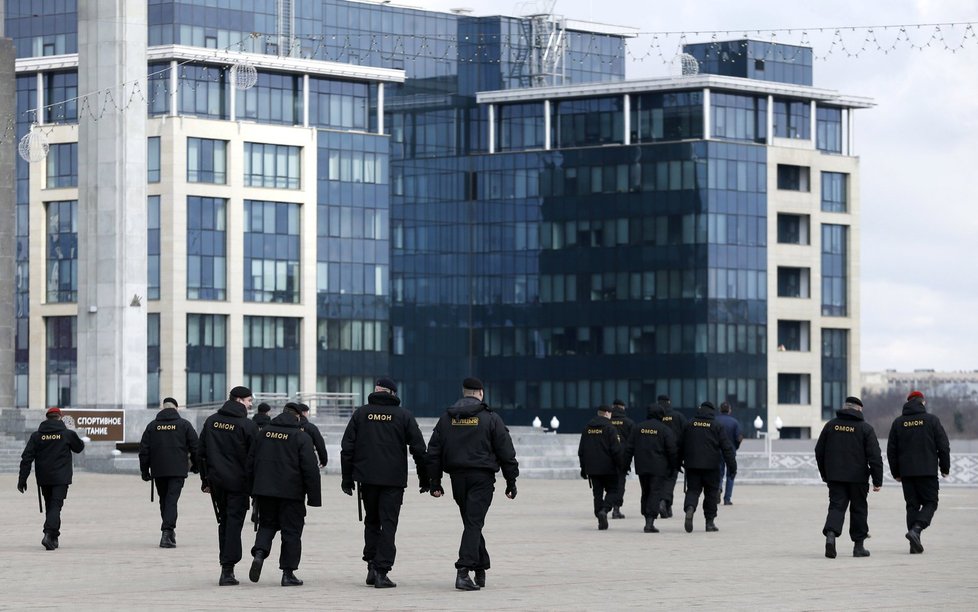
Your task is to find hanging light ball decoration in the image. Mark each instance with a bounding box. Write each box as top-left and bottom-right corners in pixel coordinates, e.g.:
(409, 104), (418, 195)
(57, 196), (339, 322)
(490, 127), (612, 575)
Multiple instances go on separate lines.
(679, 52), (700, 76)
(232, 61), (258, 91)
(18, 124), (50, 163)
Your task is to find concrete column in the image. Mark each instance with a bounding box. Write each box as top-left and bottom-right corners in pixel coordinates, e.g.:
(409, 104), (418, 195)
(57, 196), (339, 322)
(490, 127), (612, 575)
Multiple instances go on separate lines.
(0, 36), (15, 409)
(76, 1), (148, 410)
(488, 103), (495, 154)
(169, 60), (177, 117)
(36, 73), (44, 124)
(230, 66), (237, 122)
(623, 94), (630, 145)
(302, 73), (309, 128)
(702, 88), (710, 140)
(376, 82), (384, 135)
(766, 95), (774, 144)
(810, 100), (817, 145)
(543, 99), (551, 150)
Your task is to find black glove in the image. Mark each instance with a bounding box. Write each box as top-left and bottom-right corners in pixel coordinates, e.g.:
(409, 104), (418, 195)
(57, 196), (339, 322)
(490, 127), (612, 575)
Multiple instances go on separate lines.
(190, 464), (199, 474)
(141, 471), (152, 482)
(580, 468), (588, 480)
(429, 479), (444, 497)
(17, 481), (27, 494)
(505, 480), (517, 499)
(200, 479), (209, 493)
(418, 478), (430, 495)
(341, 480), (355, 496)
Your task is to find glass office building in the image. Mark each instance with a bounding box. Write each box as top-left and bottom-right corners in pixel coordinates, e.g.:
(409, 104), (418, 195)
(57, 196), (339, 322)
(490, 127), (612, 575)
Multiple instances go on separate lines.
(6, 1), (868, 436)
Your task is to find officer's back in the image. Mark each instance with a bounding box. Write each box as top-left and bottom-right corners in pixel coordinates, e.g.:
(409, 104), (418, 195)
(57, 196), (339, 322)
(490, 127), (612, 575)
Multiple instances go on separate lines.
(22, 412), (85, 485)
(816, 404), (883, 483)
(430, 396), (518, 479)
(887, 396), (951, 478)
(579, 413), (622, 475)
(140, 403), (198, 477)
(250, 413), (321, 504)
(626, 407), (679, 476)
(200, 398), (258, 492)
(682, 402), (735, 471)
(342, 390), (425, 487)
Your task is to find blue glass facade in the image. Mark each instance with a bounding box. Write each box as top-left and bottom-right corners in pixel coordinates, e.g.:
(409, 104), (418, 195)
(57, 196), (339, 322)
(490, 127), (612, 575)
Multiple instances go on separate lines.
(684, 40), (813, 86)
(45, 200), (77, 304)
(186, 314), (227, 404)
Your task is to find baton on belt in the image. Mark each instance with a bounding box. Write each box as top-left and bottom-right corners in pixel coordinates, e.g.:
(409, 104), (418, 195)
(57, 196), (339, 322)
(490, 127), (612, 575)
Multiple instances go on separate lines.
(357, 484), (363, 522)
(587, 476), (592, 490)
(150, 479), (154, 503)
(251, 498), (260, 532)
(37, 482), (43, 514)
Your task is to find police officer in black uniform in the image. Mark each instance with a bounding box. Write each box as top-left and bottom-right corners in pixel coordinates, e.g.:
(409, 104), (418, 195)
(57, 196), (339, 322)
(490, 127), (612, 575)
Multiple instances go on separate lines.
(886, 390), (951, 554)
(623, 402), (679, 533)
(18, 407), (85, 550)
(340, 377), (429, 588)
(681, 401), (736, 533)
(578, 405), (624, 531)
(138, 397), (199, 548)
(297, 403), (328, 468)
(198, 385), (259, 585)
(815, 396), (883, 558)
(656, 394), (686, 518)
(247, 402), (322, 587)
(253, 402), (272, 430)
(609, 399), (635, 519)
(427, 377), (519, 591)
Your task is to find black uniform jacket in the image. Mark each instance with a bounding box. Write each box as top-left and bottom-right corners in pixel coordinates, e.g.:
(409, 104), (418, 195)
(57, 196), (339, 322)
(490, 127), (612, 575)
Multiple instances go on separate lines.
(610, 406), (636, 471)
(426, 397), (519, 483)
(659, 406), (687, 457)
(578, 415), (624, 476)
(682, 406), (737, 474)
(139, 407), (199, 478)
(198, 400), (258, 493)
(299, 416), (329, 467)
(19, 419), (85, 486)
(340, 392), (428, 488)
(815, 408), (883, 486)
(249, 413), (322, 506)
(624, 410), (679, 477)
(886, 399), (951, 479)
(252, 413), (272, 430)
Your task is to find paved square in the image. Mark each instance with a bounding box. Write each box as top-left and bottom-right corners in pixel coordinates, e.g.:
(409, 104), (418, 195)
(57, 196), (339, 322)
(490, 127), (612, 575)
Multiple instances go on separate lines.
(2, 472), (976, 610)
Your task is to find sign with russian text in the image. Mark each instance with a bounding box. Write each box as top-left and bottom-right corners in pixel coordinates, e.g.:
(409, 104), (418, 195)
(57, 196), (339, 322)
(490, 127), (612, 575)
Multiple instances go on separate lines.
(61, 410), (126, 442)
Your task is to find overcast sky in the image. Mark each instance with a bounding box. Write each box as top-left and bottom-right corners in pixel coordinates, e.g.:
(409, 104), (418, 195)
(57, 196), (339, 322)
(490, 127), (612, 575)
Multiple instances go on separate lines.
(413, 0), (978, 373)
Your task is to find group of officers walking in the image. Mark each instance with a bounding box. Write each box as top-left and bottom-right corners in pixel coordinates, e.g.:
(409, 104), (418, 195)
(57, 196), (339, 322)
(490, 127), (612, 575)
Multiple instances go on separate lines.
(17, 383), (952, 585)
(17, 376), (518, 591)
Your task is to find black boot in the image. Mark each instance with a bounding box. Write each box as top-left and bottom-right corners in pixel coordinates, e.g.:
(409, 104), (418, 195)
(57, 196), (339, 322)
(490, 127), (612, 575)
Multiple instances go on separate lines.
(825, 532), (837, 558)
(455, 569), (480, 591)
(160, 529), (176, 548)
(281, 570), (303, 586)
(643, 516), (659, 533)
(249, 550), (266, 583)
(474, 569), (486, 588)
(365, 562), (376, 586)
(684, 507), (694, 533)
(374, 571), (397, 588)
(705, 518), (719, 532)
(853, 541), (870, 557)
(41, 534), (57, 551)
(596, 509), (609, 530)
(906, 525), (924, 554)
(659, 500), (672, 519)
(219, 565), (239, 586)
(611, 506), (625, 519)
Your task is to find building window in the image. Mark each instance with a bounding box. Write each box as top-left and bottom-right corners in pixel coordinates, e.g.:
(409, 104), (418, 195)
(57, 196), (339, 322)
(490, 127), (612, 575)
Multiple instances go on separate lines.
(239, 72), (302, 126)
(777, 164), (810, 191)
(308, 77), (369, 130)
(821, 224), (848, 316)
(186, 196), (226, 300)
(317, 319), (385, 352)
(553, 96), (624, 148)
(776, 213), (809, 245)
(148, 196), (161, 300)
(497, 102), (545, 151)
(773, 98), (810, 139)
(243, 316), (300, 395)
(822, 329), (849, 420)
(46, 143), (77, 188)
(777, 320), (810, 351)
(179, 64), (229, 119)
(148, 137), (161, 183)
(244, 143), (301, 189)
(148, 62), (171, 116)
(147, 313), (160, 406)
(630, 91), (703, 143)
(777, 267), (809, 298)
(821, 172), (848, 212)
(187, 138), (227, 184)
(710, 92), (766, 143)
(816, 106), (843, 153)
(778, 373), (810, 404)
(186, 314), (227, 405)
(244, 200), (301, 303)
(326, 150), (386, 184)
(44, 71), (77, 123)
(45, 316), (76, 407)
(46, 200), (77, 303)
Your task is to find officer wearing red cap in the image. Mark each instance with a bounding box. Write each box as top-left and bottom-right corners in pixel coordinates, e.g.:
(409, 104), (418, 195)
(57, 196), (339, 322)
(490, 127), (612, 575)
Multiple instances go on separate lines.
(18, 408), (85, 550)
(886, 390), (951, 554)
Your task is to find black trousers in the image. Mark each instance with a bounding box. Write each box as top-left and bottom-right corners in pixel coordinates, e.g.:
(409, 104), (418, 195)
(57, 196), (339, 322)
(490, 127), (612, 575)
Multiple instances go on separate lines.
(901, 475), (940, 530)
(450, 471), (495, 572)
(211, 486), (250, 567)
(616, 470), (628, 507)
(638, 474), (668, 518)
(589, 473), (620, 516)
(663, 470), (680, 508)
(41, 484), (68, 537)
(251, 496), (306, 571)
(823, 481), (870, 542)
(683, 468), (720, 520)
(360, 484), (405, 573)
(154, 477), (185, 531)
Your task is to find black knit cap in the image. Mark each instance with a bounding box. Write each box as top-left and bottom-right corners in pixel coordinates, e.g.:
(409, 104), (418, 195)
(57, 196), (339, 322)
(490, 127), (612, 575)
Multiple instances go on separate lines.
(597, 404), (612, 413)
(612, 399), (626, 407)
(845, 396), (863, 407)
(375, 378), (398, 393)
(298, 403), (310, 413)
(700, 401), (715, 411)
(162, 397), (178, 408)
(283, 402), (301, 415)
(462, 377), (483, 391)
(256, 402), (271, 413)
(657, 394), (671, 402)
(229, 386), (252, 399)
